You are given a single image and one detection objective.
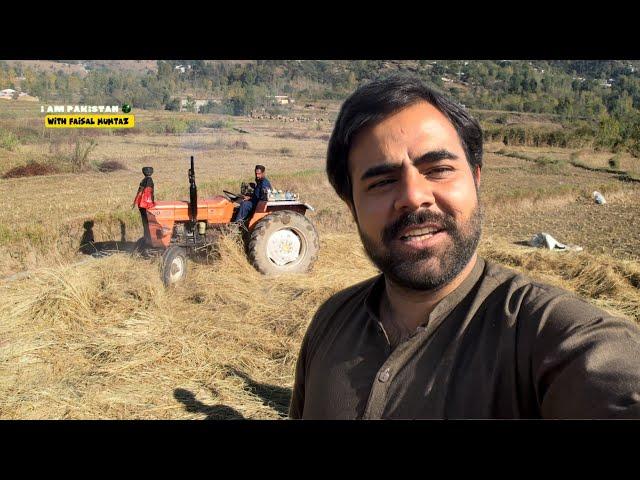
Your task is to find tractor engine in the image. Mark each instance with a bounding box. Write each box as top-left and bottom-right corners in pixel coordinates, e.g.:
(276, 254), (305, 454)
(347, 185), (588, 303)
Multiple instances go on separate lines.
(170, 220), (214, 248)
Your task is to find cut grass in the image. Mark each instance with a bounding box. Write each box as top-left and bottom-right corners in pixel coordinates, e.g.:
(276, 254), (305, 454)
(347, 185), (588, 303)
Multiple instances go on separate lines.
(2, 161), (60, 179)
(0, 107), (639, 419)
(96, 160), (127, 173)
(0, 232), (638, 419)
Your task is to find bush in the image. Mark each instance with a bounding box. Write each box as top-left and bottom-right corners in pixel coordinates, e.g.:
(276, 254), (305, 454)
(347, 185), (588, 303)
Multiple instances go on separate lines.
(152, 119), (188, 134)
(535, 155), (563, 166)
(608, 155), (621, 170)
(71, 138), (98, 172)
(207, 120), (232, 129)
(165, 98), (181, 111)
(97, 160), (127, 172)
(279, 147), (293, 156)
(200, 101), (224, 114)
(2, 161), (60, 179)
(0, 129), (19, 151)
(186, 119), (203, 133)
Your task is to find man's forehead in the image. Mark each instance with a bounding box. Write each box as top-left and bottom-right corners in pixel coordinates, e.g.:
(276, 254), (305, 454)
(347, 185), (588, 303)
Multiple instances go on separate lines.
(348, 101), (462, 171)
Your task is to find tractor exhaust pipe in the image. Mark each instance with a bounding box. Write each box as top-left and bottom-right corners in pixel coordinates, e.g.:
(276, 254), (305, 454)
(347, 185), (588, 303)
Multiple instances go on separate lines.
(189, 155), (197, 226)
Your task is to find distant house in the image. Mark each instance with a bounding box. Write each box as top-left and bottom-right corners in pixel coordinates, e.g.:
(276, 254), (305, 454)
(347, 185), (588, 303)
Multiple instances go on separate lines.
(180, 98), (213, 112)
(174, 65), (192, 74)
(0, 89), (37, 101)
(0, 88), (16, 100)
(268, 95), (294, 105)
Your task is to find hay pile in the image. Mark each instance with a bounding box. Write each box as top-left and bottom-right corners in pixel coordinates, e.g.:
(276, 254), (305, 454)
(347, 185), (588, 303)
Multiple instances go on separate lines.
(0, 233), (376, 419)
(1, 230), (638, 419)
(479, 236), (640, 322)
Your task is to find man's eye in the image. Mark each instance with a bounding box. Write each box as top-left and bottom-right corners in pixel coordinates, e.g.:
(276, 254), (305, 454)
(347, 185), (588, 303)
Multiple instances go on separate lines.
(426, 167), (453, 178)
(367, 179), (395, 191)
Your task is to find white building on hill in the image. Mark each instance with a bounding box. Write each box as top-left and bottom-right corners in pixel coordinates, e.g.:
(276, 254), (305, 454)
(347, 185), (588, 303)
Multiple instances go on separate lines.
(268, 95), (294, 105)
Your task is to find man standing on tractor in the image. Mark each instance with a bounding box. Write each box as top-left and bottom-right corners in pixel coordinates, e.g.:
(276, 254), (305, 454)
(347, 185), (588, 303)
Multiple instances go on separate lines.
(132, 166), (155, 246)
(233, 164), (272, 224)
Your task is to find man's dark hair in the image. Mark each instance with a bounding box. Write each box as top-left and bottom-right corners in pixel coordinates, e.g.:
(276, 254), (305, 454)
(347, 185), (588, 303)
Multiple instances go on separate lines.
(327, 74), (483, 204)
(255, 164), (266, 172)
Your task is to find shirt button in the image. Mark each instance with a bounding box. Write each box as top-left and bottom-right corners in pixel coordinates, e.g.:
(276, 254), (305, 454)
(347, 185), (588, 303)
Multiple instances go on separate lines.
(378, 368), (390, 383)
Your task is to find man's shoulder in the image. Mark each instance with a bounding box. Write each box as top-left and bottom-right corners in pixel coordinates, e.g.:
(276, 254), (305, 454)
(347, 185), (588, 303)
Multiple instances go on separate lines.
(305, 275), (380, 340)
(314, 275), (379, 318)
(483, 258), (570, 299)
(480, 258), (617, 329)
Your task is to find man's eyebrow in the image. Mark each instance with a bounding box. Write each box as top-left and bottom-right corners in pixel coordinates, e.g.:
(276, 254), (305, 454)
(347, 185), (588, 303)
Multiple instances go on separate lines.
(413, 149), (459, 167)
(360, 149), (459, 181)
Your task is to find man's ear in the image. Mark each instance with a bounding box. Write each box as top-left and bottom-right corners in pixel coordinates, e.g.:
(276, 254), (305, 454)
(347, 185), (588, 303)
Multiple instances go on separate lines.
(473, 165), (481, 187)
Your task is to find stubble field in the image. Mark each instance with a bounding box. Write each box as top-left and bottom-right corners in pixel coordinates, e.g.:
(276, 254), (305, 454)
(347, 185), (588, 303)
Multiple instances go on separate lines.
(0, 102), (639, 418)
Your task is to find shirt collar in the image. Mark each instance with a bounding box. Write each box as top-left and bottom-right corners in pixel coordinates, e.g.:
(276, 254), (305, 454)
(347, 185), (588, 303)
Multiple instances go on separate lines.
(363, 256), (486, 326)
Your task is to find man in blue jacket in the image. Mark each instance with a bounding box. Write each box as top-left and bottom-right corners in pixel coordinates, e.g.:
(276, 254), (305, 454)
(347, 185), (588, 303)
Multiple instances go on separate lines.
(233, 164), (272, 224)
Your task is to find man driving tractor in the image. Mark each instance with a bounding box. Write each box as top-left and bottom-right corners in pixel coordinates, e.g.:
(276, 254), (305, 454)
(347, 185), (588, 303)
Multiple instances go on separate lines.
(233, 164), (272, 224)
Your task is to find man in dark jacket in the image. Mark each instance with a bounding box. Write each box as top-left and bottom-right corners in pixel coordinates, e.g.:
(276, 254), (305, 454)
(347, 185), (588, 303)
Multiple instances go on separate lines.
(289, 74), (640, 419)
(132, 166), (155, 246)
(233, 164), (272, 223)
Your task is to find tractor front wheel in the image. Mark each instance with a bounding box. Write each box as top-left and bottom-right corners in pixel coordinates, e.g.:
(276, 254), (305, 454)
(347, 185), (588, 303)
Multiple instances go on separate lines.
(161, 246), (188, 287)
(247, 211), (319, 275)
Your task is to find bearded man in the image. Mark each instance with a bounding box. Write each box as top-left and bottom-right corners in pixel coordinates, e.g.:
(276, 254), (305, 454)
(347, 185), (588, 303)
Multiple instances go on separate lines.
(289, 74), (640, 419)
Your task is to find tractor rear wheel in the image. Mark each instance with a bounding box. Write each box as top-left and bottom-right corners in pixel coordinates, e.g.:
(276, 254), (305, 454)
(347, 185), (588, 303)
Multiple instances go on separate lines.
(161, 246), (188, 287)
(247, 211), (319, 275)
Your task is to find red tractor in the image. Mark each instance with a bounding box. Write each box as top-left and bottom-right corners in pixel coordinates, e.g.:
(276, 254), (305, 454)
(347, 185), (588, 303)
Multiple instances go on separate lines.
(142, 156), (319, 286)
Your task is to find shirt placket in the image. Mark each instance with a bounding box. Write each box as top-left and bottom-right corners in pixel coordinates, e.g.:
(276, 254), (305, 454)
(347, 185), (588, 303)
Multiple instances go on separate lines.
(361, 323), (432, 420)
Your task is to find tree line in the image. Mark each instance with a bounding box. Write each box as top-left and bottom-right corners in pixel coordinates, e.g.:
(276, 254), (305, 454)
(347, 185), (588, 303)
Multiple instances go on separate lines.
(2, 60), (640, 154)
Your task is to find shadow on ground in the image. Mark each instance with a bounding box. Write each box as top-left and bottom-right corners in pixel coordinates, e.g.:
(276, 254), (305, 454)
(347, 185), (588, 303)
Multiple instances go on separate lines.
(228, 368), (292, 417)
(173, 369), (292, 420)
(513, 240), (534, 247)
(78, 219), (141, 256)
(173, 388), (245, 420)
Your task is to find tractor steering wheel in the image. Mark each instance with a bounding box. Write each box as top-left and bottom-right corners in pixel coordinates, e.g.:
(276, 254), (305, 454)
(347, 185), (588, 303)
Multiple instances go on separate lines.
(223, 190), (241, 202)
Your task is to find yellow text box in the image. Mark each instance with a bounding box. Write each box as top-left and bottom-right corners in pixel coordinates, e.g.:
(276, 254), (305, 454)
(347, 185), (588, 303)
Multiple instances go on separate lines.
(45, 114), (135, 128)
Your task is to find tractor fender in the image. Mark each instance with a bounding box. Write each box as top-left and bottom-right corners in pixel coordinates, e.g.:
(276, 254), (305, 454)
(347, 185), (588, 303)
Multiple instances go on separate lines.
(248, 201), (314, 230)
(255, 200), (315, 213)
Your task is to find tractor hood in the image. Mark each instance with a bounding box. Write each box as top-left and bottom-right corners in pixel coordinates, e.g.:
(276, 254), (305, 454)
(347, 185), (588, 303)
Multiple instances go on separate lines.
(152, 195), (230, 211)
(147, 195), (235, 223)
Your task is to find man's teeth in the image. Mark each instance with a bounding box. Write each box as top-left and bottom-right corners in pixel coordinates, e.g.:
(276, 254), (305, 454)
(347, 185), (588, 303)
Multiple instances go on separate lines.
(401, 227), (441, 240)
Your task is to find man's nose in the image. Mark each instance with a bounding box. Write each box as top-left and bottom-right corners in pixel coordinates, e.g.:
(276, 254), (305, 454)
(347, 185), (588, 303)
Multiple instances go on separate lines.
(393, 167), (435, 212)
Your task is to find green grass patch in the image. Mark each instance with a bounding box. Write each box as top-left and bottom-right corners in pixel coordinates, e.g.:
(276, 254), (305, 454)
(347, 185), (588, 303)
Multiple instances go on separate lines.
(146, 118), (201, 134)
(0, 128), (19, 151)
(207, 120), (233, 129)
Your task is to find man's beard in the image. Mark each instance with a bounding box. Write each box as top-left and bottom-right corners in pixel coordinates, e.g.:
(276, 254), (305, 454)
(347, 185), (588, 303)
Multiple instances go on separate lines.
(357, 202), (483, 291)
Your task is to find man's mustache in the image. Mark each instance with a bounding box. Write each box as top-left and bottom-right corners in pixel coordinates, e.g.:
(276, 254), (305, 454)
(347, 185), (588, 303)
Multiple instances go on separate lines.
(382, 209), (457, 244)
